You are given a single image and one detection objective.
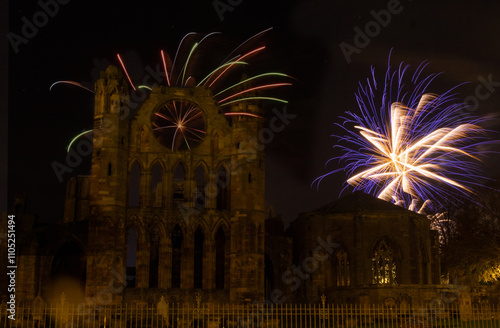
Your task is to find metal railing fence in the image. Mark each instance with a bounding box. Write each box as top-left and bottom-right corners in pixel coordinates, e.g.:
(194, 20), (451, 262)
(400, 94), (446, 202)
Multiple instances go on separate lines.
(1, 302), (499, 328)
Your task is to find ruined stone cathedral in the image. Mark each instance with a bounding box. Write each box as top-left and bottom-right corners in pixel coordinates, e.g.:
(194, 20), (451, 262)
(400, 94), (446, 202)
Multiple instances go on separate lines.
(3, 65), (445, 307)
(73, 65), (266, 304)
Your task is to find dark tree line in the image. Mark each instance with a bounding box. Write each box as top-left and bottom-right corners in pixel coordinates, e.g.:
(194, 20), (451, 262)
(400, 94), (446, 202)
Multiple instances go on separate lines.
(435, 181), (500, 285)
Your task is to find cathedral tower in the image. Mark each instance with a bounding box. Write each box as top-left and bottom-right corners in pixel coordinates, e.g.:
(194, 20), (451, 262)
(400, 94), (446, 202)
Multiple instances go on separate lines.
(85, 66), (130, 302)
(84, 65), (266, 303)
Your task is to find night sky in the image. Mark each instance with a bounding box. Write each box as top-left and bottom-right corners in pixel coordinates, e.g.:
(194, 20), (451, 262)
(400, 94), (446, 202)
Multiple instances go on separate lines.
(5, 0), (500, 225)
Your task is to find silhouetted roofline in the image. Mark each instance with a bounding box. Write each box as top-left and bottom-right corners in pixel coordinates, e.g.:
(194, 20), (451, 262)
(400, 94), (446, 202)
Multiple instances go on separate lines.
(310, 191), (418, 215)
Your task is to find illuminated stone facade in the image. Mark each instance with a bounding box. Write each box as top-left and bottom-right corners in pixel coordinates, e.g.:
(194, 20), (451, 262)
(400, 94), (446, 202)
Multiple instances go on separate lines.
(81, 66), (266, 304)
(285, 191), (442, 304)
(2, 67), (461, 307)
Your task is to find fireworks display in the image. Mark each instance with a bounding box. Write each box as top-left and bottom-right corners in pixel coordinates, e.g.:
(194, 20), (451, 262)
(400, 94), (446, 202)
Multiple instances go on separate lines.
(314, 57), (493, 212)
(53, 29), (292, 152)
(117, 29), (292, 110)
(134, 29), (292, 150)
(151, 100), (206, 152)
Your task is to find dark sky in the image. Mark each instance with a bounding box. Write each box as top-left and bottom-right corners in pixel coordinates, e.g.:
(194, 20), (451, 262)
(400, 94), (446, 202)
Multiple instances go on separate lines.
(5, 0), (500, 225)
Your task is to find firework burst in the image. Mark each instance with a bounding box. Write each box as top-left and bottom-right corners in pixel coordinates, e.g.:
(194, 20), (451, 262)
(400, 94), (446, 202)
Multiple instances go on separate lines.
(117, 28), (292, 110)
(314, 57), (494, 212)
(151, 99), (206, 152)
(53, 29), (292, 152)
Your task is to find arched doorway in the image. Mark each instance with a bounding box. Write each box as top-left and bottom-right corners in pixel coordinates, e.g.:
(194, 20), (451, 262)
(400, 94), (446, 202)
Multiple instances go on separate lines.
(48, 241), (86, 302)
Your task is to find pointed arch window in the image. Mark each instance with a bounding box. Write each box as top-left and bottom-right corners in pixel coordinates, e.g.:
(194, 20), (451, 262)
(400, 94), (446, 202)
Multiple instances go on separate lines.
(126, 229), (138, 287)
(171, 225), (183, 288)
(216, 166), (229, 210)
(194, 227), (204, 288)
(372, 239), (398, 284)
(215, 227), (226, 289)
(173, 163), (186, 204)
(335, 249), (350, 287)
(151, 162), (163, 207)
(149, 231), (159, 288)
(194, 166), (207, 209)
(128, 162), (141, 207)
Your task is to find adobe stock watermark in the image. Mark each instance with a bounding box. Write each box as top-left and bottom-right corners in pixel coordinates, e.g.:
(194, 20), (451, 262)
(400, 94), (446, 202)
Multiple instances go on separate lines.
(243, 235), (339, 328)
(280, 235), (339, 294)
(51, 59), (166, 182)
(339, 0), (405, 64)
(412, 281), (468, 325)
(8, 0), (71, 54)
(212, 0), (243, 22)
(460, 74), (500, 115)
(178, 105), (297, 224)
(51, 119), (112, 183)
(61, 267), (132, 328)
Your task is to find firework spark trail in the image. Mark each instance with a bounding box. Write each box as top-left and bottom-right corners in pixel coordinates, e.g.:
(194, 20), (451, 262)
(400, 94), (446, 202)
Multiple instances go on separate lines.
(136, 30), (290, 150)
(116, 54), (136, 91)
(213, 73), (291, 97)
(181, 43), (199, 85)
(314, 57), (494, 211)
(113, 30), (290, 111)
(160, 50), (171, 86)
(53, 30), (292, 152)
(207, 46), (266, 88)
(152, 101), (206, 151)
(196, 61), (248, 87)
(218, 82), (292, 103)
(170, 32), (197, 82)
(139, 29), (289, 108)
(224, 112), (262, 118)
(174, 31), (221, 86)
(175, 104), (206, 150)
(50, 81), (95, 94)
(220, 96), (288, 107)
(220, 27), (273, 64)
(67, 129), (93, 152)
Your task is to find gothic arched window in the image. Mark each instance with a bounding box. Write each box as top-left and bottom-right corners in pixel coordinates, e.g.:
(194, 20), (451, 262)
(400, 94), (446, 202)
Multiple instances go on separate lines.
(194, 227), (204, 289)
(149, 230), (159, 288)
(173, 163), (186, 204)
(126, 228), (138, 287)
(216, 166), (229, 210)
(336, 249), (350, 287)
(128, 162), (141, 207)
(151, 162), (163, 207)
(194, 165), (207, 209)
(372, 238), (398, 284)
(171, 225), (183, 288)
(215, 227), (226, 289)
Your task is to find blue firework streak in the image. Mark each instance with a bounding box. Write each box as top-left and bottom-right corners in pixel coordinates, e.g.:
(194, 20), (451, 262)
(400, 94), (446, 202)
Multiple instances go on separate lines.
(315, 57), (494, 212)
